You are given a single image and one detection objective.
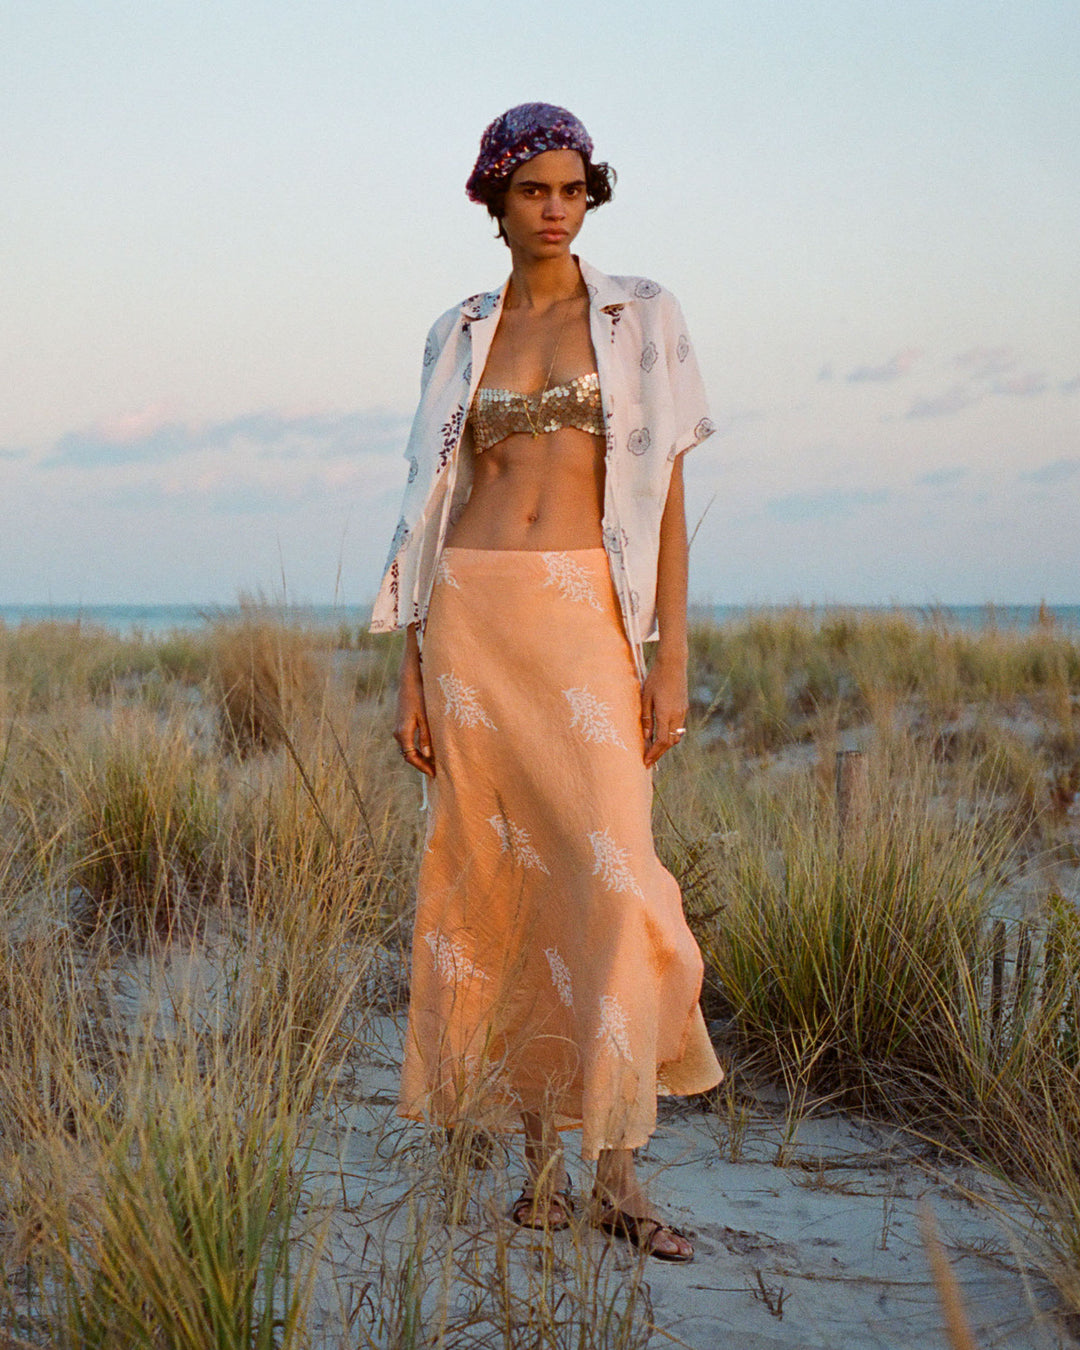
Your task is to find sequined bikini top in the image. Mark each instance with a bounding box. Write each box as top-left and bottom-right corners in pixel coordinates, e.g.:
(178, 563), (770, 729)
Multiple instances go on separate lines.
(468, 371), (604, 452)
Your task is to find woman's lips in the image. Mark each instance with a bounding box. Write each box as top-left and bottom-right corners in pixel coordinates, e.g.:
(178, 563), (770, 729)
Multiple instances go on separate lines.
(539, 230), (567, 242)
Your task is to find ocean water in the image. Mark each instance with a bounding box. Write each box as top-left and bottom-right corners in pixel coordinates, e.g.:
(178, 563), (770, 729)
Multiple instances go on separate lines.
(2, 601), (1078, 637)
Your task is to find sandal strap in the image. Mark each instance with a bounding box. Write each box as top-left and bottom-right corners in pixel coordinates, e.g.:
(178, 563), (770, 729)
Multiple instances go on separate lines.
(596, 1204), (693, 1260)
(511, 1182), (574, 1228)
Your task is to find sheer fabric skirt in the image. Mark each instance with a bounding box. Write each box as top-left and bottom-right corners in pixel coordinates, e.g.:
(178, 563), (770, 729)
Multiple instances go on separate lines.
(399, 547), (723, 1159)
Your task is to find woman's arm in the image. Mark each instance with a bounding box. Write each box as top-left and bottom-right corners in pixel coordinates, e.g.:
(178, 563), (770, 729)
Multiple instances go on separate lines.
(394, 624), (436, 777)
(640, 455), (690, 768)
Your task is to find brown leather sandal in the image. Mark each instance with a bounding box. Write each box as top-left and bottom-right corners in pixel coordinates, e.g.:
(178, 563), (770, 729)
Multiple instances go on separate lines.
(510, 1181), (574, 1231)
(596, 1205), (694, 1262)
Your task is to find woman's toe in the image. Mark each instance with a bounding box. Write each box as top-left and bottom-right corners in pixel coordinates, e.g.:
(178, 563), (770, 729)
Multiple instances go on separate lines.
(651, 1224), (692, 1259)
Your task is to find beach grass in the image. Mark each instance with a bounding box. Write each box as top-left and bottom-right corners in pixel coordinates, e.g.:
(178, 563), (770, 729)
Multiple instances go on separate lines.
(0, 604), (1078, 1343)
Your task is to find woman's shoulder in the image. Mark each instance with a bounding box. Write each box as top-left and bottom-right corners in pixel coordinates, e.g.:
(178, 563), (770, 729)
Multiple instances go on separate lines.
(425, 302), (463, 344)
(608, 272), (671, 300)
(582, 261), (685, 330)
(430, 282), (502, 329)
(419, 301), (469, 373)
(580, 258), (671, 298)
(422, 284), (501, 356)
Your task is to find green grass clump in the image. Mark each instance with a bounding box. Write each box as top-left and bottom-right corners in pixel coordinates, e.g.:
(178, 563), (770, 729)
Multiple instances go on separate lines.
(63, 713), (222, 939)
(51, 1076), (314, 1350)
(207, 604), (329, 754)
(696, 757), (1004, 1103)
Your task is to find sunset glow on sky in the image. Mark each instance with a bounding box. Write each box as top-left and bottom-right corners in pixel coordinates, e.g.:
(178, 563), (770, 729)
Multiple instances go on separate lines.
(3, 1), (1078, 606)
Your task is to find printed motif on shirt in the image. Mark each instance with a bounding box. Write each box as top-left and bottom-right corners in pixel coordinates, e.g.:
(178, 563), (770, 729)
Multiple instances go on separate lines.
(628, 427), (651, 455)
(438, 406), (465, 470)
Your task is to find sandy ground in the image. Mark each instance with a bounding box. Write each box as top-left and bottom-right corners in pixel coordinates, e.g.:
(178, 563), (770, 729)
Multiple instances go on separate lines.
(299, 1015), (1074, 1350)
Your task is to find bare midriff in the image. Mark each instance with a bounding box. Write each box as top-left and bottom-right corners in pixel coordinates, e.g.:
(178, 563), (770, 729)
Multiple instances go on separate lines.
(445, 428), (605, 550)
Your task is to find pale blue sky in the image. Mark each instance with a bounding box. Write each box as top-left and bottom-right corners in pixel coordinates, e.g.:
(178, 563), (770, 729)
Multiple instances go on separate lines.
(3, 1), (1078, 605)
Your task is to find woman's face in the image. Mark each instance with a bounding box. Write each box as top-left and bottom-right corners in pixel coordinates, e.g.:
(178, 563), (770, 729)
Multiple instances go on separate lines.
(500, 149), (588, 258)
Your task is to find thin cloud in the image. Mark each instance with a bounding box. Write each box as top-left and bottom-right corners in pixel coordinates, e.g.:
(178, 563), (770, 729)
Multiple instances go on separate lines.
(101, 453), (405, 511)
(0, 447), (29, 461)
(1060, 375), (1080, 395)
(846, 349), (921, 383)
(905, 386), (979, 419)
(47, 421), (194, 468)
(1019, 458), (1080, 486)
(766, 488), (890, 523)
(39, 409), (411, 469)
(955, 346), (1018, 381)
(992, 372), (1048, 397)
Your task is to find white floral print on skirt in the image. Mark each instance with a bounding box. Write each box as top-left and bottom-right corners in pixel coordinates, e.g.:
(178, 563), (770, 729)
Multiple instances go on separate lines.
(398, 547), (723, 1159)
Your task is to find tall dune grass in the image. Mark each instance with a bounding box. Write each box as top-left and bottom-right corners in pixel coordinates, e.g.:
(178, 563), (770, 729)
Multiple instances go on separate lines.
(690, 605), (1080, 750)
(692, 751), (1006, 1105)
(0, 607), (1077, 1341)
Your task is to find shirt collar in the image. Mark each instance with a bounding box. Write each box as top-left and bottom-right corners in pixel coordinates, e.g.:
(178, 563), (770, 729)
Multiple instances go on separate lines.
(577, 257), (637, 314)
(458, 257), (637, 322)
(459, 286), (504, 322)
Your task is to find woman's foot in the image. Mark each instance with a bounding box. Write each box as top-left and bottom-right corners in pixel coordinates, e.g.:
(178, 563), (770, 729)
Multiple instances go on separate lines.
(594, 1199), (693, 1261)
(510, 1181), (574, 1231)
(592, 1151), (693, 1261)
(517, 1110), (571, 1229)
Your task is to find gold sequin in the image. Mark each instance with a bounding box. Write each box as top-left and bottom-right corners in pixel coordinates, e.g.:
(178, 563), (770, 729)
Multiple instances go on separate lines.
(469, 372), (604, 452)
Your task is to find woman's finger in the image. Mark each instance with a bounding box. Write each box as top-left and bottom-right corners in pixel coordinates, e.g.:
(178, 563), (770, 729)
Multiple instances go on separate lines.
(395, 715), (436, 777)
(414, 714), (435, 776)
(639, 689), (655, 757)
(644, 707), (688, 767)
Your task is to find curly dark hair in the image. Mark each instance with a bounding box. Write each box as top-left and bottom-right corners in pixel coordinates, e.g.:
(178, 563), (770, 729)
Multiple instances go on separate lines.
(472, 156), (616, 245)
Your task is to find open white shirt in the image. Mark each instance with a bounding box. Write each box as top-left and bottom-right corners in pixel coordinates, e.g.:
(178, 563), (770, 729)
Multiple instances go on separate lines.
(370, 257), (715, 676)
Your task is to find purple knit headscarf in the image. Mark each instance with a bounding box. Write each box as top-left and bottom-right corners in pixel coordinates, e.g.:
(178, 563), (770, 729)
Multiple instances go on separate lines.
(466, 103), (594, 202)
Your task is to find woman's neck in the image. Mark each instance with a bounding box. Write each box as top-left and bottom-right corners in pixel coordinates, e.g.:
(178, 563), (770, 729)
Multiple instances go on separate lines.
(504, 252), (583, 312)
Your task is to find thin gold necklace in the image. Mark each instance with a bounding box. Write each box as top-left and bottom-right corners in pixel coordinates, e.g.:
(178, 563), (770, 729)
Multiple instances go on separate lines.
(521, 299), (573, 438)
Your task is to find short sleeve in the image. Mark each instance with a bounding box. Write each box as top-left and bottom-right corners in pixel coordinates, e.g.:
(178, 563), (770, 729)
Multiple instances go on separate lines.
(418, 319), (443, 397)
(664, 296), (716, 458)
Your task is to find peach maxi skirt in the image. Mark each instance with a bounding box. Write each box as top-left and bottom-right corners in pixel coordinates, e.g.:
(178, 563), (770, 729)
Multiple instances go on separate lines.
(399, 547), (723, 1159)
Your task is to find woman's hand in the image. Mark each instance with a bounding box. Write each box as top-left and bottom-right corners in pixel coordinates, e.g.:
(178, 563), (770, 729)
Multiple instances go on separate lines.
(640, 648), (689, 768)
(394, 627), (436, 777)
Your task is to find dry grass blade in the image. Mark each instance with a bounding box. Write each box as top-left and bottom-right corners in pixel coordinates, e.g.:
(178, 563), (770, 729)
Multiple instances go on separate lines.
(919, 1203), (978, 1350)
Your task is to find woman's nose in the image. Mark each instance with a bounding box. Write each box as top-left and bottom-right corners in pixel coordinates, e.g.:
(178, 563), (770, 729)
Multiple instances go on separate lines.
(542, 195), (565, 218)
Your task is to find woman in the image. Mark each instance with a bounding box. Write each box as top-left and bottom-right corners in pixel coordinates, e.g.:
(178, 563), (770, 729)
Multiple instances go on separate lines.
(371, 103), (723, 1262)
